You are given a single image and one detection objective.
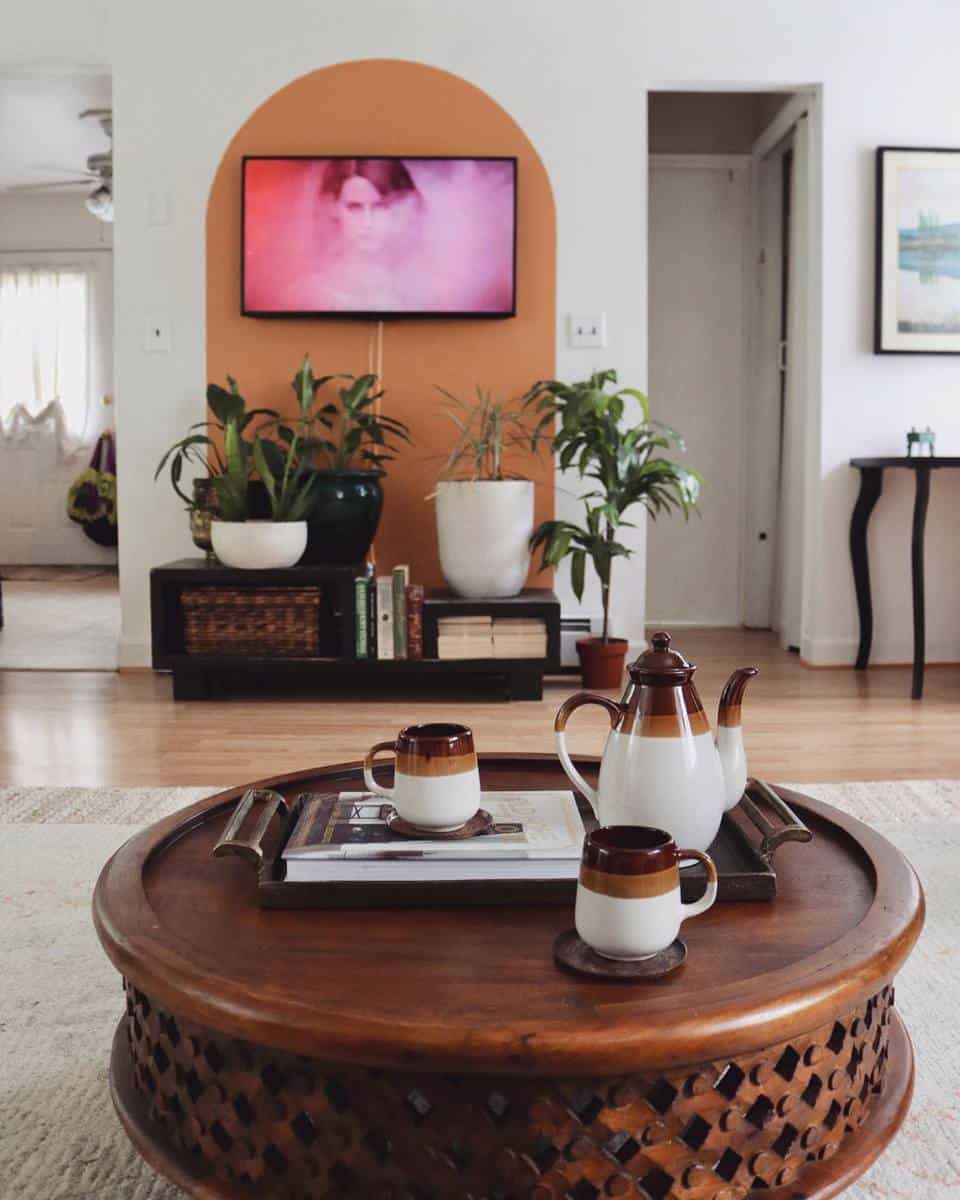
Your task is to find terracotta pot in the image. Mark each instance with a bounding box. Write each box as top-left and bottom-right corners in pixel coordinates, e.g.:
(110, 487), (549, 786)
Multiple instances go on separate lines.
(576, 636), (629, 690)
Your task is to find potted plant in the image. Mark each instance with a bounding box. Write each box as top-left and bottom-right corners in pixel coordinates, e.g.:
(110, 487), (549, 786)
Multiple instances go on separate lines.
(156, 376), (315, 570)
(524, 369), (702, 688)
(292, 356), (411, 564)
(155, 377), (278, 556)
(433, 387), (546, 598)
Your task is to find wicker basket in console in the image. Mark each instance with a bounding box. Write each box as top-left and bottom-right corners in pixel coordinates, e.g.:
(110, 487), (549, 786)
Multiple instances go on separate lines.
(181, 587), (321, 657)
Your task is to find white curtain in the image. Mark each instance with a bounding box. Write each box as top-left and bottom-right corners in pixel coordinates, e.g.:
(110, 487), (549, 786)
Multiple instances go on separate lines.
(0, 266), (92, 455)
(778, 117), (810, 649)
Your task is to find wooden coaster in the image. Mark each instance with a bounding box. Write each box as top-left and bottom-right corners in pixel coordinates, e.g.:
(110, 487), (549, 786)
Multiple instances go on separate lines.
(553, 929), (687, 981)
(383, 807), (495, 840)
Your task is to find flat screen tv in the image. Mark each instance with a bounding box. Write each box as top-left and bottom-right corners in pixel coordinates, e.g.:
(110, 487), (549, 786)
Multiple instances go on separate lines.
(242, 156), (517, 318)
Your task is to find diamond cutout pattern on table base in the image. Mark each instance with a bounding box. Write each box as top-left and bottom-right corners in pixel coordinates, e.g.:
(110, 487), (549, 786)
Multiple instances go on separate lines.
(122, 981), (894, 1200)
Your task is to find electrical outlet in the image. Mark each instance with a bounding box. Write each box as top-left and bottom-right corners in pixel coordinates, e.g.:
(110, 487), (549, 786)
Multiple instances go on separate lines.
(144, 317), (171, 353)
(567, 312), (606, 349)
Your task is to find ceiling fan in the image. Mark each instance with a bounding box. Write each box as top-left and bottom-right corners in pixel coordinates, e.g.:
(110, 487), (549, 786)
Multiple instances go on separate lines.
(8, 109), (114, 222)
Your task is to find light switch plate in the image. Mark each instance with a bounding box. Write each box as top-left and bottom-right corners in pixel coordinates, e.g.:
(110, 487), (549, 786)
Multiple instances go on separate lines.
(567, 312), (606, 349)
(144, 317), (171, 353)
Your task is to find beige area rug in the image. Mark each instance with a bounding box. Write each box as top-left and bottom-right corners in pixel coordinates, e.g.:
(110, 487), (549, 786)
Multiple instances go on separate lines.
(0, 781), (957, 1199)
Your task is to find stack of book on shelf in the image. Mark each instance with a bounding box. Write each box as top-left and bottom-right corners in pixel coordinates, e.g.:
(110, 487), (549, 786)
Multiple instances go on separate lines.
(436, 615), (494, 660)
(281, 790), (585, 883)
(492, 617), (547, 659)
(353, 565), (424, 661)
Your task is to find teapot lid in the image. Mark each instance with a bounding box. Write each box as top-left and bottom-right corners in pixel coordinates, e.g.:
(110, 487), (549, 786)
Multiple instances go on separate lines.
(628, 631), (696, 685)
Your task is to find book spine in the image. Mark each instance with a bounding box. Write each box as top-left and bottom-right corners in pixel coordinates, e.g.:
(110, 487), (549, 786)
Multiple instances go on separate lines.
(392, 568), (408, 659)
(406, 584), (424, 660)
(376, 576), (394, 659)
(366, 575), (377, 658)
(354, 578), (369, 659)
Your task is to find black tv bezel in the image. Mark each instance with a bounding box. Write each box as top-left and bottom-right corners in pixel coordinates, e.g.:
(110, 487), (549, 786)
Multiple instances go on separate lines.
(240, 154), (519, 320)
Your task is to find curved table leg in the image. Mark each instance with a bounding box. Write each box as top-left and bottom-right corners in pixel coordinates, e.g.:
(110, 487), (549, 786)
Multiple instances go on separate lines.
(911, 465), (931, 700)
(850, 467), (883, 669)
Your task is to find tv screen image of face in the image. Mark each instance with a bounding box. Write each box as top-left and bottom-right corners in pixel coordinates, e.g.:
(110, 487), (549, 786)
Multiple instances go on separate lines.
(242, 157), (517, 317)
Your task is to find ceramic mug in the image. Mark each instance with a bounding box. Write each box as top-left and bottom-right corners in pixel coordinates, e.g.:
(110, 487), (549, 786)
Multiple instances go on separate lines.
(575, 826), (718, 960)
(362, 722), (481, 830)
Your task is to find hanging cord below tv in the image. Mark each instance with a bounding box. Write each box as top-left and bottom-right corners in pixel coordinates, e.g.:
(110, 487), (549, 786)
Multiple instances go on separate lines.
(366, 320), (385, 569)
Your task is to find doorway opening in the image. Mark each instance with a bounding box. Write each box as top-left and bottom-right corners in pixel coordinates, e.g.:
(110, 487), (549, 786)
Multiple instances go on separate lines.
(0, 70), (118, 669)
(646, 88), (819, 654)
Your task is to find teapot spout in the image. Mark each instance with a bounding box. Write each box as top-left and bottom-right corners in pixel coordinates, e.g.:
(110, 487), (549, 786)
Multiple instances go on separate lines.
(716, 667), (758, 811)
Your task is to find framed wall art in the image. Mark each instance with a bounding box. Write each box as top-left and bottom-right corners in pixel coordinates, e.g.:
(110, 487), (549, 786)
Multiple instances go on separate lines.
(876, 146), (960, 354)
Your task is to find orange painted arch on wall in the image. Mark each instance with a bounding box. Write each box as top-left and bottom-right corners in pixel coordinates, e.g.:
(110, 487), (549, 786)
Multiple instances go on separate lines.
(206, 58), (556, 587)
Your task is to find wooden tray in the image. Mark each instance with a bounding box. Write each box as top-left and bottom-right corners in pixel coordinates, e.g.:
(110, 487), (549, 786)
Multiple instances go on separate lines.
(213, 776), (810, 909)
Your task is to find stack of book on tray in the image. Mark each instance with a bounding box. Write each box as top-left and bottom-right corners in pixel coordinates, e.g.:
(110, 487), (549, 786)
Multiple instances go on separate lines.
(354, 565), (424, 660)
(436, 615), (548, 660)
(281, 790), (585, 883)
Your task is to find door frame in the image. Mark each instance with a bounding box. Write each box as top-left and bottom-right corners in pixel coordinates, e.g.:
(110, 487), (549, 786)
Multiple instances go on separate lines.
(646, 84), (823, 652)
(648, 153), (754, 627)
(745, 90), (822, 649)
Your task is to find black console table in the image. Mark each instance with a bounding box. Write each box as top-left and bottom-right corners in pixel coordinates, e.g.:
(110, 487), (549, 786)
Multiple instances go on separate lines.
(849, 456), (960, 699)
(150, 559), (560, 701)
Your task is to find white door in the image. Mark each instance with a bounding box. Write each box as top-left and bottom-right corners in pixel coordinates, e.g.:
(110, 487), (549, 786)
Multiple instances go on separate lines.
(647, 158), (750, 627)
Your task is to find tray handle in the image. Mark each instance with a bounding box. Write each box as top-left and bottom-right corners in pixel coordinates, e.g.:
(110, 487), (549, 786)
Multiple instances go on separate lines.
(740, 778), (812, 863)
(212, 788), (288, 869)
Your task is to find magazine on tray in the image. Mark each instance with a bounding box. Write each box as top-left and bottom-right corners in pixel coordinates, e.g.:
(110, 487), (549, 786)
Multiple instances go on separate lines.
(281, 790), (585, 883)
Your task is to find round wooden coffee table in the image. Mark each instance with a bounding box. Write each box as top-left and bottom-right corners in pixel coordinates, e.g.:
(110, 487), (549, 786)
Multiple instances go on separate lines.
(93, 755), (923, 1200)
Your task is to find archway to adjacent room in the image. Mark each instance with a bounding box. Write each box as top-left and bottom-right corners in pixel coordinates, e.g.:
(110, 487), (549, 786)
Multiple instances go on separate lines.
(206, 59), (557, 588)
(646, 86), (821, 656)
(0, 68), (119, 669)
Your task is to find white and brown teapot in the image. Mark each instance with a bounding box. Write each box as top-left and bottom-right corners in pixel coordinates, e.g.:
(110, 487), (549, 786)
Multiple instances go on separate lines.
(555, 632), (757, 851)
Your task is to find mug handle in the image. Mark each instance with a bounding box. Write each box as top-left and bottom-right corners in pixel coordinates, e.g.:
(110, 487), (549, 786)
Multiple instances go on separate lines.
(554, 692), (624, 815)
(678, 850), (719, 919)
(363, 740), (397, 799)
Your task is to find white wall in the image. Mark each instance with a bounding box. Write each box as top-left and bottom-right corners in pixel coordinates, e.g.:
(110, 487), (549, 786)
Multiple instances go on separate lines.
(10, 0), (960, 666)
(0, 193), (115, 563)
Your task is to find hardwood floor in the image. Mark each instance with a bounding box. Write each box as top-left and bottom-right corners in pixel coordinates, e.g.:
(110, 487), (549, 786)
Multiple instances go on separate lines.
(1, 627), (958, 787)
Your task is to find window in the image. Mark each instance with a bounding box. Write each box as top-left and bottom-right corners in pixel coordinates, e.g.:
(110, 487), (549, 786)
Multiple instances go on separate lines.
(0, 265), (91, 450)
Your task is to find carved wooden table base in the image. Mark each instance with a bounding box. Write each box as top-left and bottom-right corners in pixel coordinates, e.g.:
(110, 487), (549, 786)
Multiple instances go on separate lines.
(114, 981), (907, 1200)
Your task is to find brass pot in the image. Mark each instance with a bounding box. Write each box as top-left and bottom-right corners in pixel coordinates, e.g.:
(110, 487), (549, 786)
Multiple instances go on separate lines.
(190, 478), (220, 561)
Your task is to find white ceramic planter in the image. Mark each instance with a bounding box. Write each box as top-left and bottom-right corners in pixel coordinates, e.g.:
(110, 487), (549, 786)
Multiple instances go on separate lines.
(211, 520), (307, 570)
(435, 480), (534, 598)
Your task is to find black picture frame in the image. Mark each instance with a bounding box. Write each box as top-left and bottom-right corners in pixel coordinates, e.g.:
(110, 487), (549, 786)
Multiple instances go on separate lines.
(875, 145), (960, 354)
(240, 155), (519, 321)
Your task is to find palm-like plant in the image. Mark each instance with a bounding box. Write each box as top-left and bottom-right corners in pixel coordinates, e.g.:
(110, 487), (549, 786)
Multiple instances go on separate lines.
(524, 369), (702, 643)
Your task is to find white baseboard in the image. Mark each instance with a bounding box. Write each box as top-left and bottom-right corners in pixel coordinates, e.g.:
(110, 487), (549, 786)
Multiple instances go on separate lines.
(645, 619), (743, 629)
(117, 636), (152, 669)
(802, 632), (960, 667)
(800, 634), (857, 666)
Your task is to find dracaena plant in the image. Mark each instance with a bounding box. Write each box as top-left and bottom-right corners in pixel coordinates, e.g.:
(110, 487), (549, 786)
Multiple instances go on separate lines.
(523, 369), (702, 643)
(154, 377), (278, 519)
(436, 386), (546, 481)
(292, 355), (411, 471)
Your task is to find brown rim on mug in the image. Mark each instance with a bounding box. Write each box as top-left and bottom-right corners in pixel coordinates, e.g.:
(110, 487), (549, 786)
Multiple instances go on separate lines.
(579, 826), (717, 901)
(365, 722), (478, 779)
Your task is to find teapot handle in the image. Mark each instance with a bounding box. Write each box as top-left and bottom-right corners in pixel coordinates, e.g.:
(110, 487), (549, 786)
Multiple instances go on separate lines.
(554, 692), (624, 815)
